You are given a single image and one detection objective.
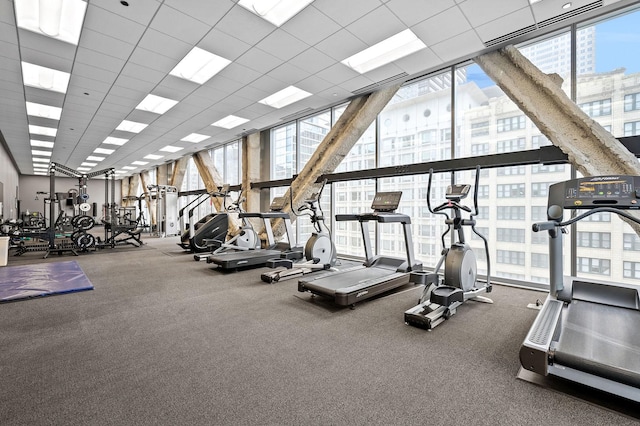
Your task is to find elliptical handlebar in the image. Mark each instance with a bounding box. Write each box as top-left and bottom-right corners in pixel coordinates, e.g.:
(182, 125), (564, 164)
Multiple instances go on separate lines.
(533, 206), (640, 232)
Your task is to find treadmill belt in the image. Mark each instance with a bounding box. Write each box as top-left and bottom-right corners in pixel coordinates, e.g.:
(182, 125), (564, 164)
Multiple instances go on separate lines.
(554, 300), (640, 388)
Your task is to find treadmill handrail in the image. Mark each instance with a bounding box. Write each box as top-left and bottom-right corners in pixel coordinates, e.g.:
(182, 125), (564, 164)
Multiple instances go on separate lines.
(533, 206), (640, 232)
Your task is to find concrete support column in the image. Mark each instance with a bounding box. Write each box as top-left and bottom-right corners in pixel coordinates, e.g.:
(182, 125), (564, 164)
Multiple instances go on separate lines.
(170, 157), (188, 189)
(192, 151), (240, 233)
(121, 177), (130, 206)
(268, 84), (402, 240)
(140, 171), (153, 226)
(475, 45), (640, 231)
(126, 174), (140, 207)
(475, 45), (640, 177)
(243, 134), (262, 214)
(156, 164), (169, 186)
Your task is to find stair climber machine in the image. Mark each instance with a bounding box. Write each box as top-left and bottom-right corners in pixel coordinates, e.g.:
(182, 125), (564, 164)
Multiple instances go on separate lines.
(404, 167), (492, 330)
(177, 186), (229, 253)
(206, 195), (303, 271)
(261, 180), (337, 283)
(519, 175), (640, 403)
(193, 187), (260, 261)
(298, 191), (422, 308)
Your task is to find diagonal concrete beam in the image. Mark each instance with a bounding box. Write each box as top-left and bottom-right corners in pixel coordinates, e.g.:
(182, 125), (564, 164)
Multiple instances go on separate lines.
(268, 83), (402, 241)
(475, 45), (640, 232)
(170, 157), (189, 189)
(474, 45), (640, 177)
(192, 151), (240, 234)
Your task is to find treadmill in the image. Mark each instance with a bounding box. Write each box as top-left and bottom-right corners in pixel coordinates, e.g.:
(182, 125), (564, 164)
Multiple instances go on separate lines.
(298, 191), (422, 307)
(206, 196), (302, 271)
(519, 175), (640, 402)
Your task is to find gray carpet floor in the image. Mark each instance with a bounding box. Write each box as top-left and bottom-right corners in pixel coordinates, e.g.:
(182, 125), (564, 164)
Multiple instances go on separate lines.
(1, 236), (638, 425)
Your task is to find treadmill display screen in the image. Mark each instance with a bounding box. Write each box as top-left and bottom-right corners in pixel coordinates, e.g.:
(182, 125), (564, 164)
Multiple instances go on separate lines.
(568, 176), (634, 200)
(371, 192), (402, 212)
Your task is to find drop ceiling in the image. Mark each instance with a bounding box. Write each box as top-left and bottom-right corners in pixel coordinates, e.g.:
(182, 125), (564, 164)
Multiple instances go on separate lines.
(0, 0), (634, 176)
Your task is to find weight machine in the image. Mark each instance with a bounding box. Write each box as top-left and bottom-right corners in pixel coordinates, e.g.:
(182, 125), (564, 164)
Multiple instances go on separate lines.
(147, 185), (179, 237)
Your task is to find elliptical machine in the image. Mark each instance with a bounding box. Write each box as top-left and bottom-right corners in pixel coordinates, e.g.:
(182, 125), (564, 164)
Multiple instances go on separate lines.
(261, 180), (337, 283)
(404, 166), (492, 330)
(193, 187), (260, 261)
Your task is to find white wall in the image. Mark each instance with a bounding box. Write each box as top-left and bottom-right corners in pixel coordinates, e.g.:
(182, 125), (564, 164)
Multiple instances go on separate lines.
(18, 175), (121, 218)
(0, 139), (20, 220)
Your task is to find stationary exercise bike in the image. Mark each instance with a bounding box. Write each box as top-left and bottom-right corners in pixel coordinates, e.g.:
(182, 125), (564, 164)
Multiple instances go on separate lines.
(261, 181), (337, 283)
(404, 167), (492, 330)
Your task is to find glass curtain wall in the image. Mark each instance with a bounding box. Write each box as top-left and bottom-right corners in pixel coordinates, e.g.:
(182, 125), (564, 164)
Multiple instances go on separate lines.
(575, 9), (640, 284)
(378, 71), (454, 267)
(265, 5), (640, 288)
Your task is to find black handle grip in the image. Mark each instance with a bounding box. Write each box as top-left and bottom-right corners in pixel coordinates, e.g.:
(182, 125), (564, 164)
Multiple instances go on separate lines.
(532, 221), (557, 232)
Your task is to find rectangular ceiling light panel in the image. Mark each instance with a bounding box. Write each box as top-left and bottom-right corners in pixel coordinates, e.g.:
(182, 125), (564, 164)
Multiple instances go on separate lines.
(15, 0), (87, 45)
(26, 102), (62, 120)
(170, 47), (231, 84)
(211, 115), (250, 129)
(131, 161), (148, 165)
(135, 94), (179, 114)
(32, 157), (51, 163)
(32, 149), (52, 157)
(258, 85), (311, 109)
(81, 162), (97, 167)
(159, 145), (183, 153)
(94, 148), (115, 155)
(116, 120), (148, 133)
(238, 0), (314, 26)
(30, 139), (55, 148)
(103, 136), (129, 145)
(21, 62), (71, 93)
(341, 29), (427, 74)
(86, 155), (105, 161)
(122, 166), (137, 170)
(29, 125), (58, 137)
(181, 133), (210, 143)
(144, 154), (164, 160)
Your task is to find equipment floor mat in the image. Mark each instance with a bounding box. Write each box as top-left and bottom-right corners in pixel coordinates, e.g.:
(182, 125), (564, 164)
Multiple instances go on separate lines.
(0, 260), (93, 302)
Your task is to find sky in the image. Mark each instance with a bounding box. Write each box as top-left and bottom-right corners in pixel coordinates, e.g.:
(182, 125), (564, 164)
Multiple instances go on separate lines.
(464, 8), (640, 88)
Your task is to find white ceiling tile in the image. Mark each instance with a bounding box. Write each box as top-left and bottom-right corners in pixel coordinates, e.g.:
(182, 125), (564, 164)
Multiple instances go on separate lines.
(476, 7), (536, 43)
(411, 6), (471, 46)
(430, 29), (485, 62)
(84, 4), (147, 44)
(235, 47), (283, 74)
(386, 0), (456, 27)
(338, 74), (378, 93)
(288, 47), (336, 75)
(312, 0), (384, 27)
(164, 0), (234, 24)
(345, 5), (406, 45)
(92, 0), (162, 26)
(80, 29), (137, 60)
(394, 47), (444, 76)
(75, 48), (127, 73)
(256, 30), (310, 62)
(266, 62), (311, 84)
(316, 63), (361, 86)
(282, 5), (342, 45)
(458, 0), (529, 27)
(215, 5), (275, 45)
(216, 63), (262, 85)
(137, 29), (191, 60)
(198, 29), (251, 62)
(315, 29), (368, 61)
(150, 4), (212, 45)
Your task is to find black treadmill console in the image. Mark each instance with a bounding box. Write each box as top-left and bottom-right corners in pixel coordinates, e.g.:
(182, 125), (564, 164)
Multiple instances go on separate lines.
(548, 175), (640, 210)
(371, 192), (402, 212)
(445, 184), (471, 201)
(270, 196), (288, 212)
